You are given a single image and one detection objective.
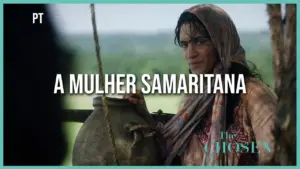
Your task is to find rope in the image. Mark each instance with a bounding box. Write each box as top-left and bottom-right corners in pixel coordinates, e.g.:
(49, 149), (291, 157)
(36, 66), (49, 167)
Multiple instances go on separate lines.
(89, 4), (119, 165)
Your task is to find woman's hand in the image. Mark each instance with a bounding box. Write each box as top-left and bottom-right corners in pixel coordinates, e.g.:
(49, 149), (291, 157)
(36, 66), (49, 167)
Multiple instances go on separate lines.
(123, 90), (156, 126)
(123, 89), (148, 112)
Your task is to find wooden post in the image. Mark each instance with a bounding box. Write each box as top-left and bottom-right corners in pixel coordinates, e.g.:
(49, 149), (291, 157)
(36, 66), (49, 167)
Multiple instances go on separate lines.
(267, 4), (284, 94)
(267, 4), (296, 165)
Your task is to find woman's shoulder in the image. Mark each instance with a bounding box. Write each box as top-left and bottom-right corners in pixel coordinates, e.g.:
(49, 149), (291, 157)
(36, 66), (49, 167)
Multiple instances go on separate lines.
(243, 77), (277, 102)
(240, 77), (277, 117)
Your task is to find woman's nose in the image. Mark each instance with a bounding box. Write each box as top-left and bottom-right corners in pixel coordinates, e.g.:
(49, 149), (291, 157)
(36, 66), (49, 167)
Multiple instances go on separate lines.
(187, 43), (198, 58)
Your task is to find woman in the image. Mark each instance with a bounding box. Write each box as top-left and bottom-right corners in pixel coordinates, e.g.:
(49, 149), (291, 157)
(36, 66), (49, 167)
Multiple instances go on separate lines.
(124, 4), (277, 166)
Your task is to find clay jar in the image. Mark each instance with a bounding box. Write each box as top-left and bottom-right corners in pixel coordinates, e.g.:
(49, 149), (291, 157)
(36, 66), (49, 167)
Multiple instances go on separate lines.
(72, 96), (165, 165)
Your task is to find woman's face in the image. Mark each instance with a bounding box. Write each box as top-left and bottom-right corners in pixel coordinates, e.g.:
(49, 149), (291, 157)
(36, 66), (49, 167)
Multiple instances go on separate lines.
(179, 22), (217, 74)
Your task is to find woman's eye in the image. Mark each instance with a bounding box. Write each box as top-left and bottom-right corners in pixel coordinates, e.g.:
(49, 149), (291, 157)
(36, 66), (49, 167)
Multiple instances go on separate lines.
(181, 43), (188, 48)
(196, 38), (208, 44)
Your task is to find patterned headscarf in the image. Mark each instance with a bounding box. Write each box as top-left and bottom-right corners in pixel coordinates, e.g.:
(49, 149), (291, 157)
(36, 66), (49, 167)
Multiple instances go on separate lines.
(162, 4), (247, 165)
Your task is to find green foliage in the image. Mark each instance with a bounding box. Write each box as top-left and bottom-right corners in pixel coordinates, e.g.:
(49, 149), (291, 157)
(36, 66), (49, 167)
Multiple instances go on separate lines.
(66, 31), (274, 88)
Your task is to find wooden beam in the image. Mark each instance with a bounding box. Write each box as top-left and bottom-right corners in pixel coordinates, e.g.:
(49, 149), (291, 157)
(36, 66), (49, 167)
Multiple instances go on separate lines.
(62, 109), (175, 123)
(62, 109), (93, 123)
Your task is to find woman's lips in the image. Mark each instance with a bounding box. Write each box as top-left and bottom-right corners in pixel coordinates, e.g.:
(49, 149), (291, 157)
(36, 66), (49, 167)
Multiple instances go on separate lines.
(190, 62), (202, 69)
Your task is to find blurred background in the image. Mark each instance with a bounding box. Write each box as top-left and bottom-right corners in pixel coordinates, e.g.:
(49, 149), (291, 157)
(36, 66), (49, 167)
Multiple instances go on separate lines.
(47, 4), (281, 165)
